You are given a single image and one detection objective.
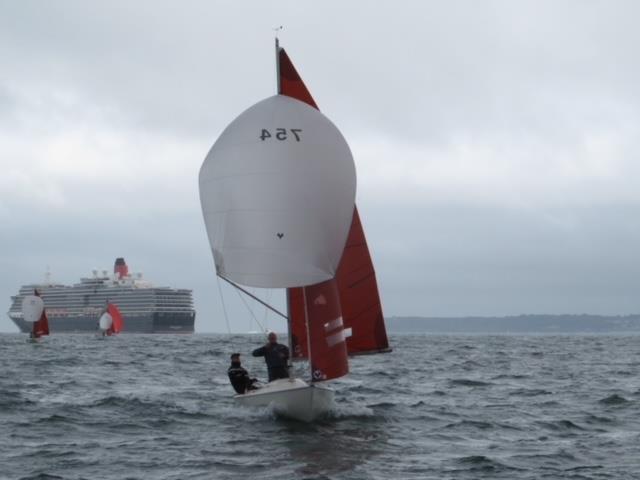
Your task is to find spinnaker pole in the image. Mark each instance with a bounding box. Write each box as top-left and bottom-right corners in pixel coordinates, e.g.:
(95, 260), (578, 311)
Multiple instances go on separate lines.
(217, 274), (288, 321)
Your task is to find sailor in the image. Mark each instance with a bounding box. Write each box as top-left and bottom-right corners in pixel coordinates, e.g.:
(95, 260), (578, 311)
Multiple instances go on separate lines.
(252, 332), (290, 382)
(227, 353), (258, 394)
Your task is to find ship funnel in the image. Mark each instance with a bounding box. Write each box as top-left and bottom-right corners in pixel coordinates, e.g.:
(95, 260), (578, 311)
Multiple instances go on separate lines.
(114, 257), (129, 279)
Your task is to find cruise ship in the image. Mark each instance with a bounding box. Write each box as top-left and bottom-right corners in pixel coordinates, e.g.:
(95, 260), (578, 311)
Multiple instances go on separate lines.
(8, 258), (195, 333)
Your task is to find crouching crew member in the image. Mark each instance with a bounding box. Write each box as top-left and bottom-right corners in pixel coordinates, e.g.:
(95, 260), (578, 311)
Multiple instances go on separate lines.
(228, 353), (258, 394)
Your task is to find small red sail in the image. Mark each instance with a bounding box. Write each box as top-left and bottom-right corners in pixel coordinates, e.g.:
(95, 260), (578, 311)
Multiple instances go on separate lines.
(106, 303), (123, 335)
(278, 47), (318, 108)
(279, 44), (390, 356)
(304, 279), (349, 382)
(32, 290), (50, 338)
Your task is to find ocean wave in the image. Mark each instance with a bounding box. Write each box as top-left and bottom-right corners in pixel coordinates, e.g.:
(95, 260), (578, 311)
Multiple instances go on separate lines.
(509, 449), (578, 465)
(451, 455), (521, 473)
(454, 455), (499, 466)
(448, 378), (492, 387)
(18, 474), (66, 480)
(491, 373), (531, 380)
(443, 419), (494, 430)
(599, 393), (630, 405)
(86, 394), (213, 423)
(0, 390), (32, 409)
(508, 388), (553, 397)
(584, 413), (615, 425)
(430, 390), (447, 396)
(365, 401), (396, 409)
(345, 384), (386, 395)
(460, 359), (483, 368)
(91, 394), (174, 409)
(32, 414), (76, 425)
(536, 419), (585, 431)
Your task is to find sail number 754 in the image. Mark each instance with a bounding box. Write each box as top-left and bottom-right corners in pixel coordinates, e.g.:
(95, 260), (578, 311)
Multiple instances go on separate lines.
(260, 128), (302, 142)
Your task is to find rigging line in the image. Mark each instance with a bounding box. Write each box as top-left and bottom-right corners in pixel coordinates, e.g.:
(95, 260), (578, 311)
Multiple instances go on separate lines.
(249, 286), (261, 331)
(234, 285), (266, 333)
(216, 275), (232, 334)
(262, 289), (272, 330)
(247, 286), (261, 332)
(246, 287), (254, 331)
(217, 274), (288, 320)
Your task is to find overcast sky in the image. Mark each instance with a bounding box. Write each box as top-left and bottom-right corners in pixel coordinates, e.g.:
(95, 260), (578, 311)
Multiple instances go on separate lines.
(1, 1), (639, 332)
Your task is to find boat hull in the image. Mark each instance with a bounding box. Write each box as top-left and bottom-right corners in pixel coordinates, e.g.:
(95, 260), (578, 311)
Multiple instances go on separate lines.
(235, 378), (334, 422)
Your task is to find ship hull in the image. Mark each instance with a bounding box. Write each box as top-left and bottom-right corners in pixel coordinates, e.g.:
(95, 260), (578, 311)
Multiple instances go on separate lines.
(10, 312), (195, 334)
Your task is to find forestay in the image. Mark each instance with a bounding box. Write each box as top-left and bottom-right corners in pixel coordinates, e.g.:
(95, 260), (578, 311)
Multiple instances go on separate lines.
(199, 95), (356, 289)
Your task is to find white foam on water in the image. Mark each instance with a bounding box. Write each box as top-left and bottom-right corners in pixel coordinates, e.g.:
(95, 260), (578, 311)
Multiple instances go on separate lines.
(327, 402), (375, 419)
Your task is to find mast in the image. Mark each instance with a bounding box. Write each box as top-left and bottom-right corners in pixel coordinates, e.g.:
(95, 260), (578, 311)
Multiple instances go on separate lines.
(277, 34), (291, 353)
(275, 36), (281, 94)
(286, 286), (293, 358)
(276, 35), (298, 362)
(302, 287), (313, 382)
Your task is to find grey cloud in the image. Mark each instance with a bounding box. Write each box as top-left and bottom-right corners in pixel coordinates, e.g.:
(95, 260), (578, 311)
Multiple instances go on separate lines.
(1, 1), (639, 332)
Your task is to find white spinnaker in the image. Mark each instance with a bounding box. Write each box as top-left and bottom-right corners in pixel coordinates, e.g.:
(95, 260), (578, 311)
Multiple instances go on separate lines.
(99, 313), (113, 331)
(22, 296), (44, 323)
(199, 95), (356, 288)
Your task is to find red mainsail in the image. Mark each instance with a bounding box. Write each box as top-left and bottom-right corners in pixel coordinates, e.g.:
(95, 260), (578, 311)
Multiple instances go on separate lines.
(303, 279), (349, 382)
(279, 44), (390, 357)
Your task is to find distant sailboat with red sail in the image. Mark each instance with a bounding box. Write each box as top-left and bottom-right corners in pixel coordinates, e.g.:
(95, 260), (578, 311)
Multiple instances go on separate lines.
(98, 303), (124, 336)
(22, 290), (50, 342)
(199, 39), (390, 422)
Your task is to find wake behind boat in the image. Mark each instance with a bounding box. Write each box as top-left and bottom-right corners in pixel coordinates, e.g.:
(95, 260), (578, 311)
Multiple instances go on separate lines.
(199, 39), (391, 422)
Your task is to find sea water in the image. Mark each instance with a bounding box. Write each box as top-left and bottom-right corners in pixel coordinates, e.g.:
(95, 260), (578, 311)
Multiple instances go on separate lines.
(1, 333), (639, 479)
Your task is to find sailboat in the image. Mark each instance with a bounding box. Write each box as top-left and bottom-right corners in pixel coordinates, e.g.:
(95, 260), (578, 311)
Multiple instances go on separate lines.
(98, 303), (124, 336)
(199, 40), (391, 422)
(22, 290), (50, 341)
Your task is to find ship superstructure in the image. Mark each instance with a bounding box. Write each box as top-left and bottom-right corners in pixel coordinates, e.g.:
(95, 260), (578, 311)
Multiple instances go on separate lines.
(8, 258), (195, 333)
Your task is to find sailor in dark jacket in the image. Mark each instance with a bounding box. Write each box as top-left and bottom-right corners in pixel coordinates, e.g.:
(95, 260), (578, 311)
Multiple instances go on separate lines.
(252, 332), (290, 382)
(227, 353), (258, 394)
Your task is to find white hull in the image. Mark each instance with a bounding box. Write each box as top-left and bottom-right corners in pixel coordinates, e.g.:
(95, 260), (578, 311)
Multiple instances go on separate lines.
(235, 378), (334, 422)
